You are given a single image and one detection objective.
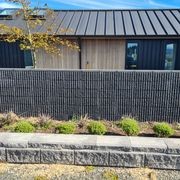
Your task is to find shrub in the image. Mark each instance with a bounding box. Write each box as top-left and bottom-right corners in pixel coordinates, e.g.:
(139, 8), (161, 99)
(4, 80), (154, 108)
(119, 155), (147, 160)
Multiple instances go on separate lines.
(119, 117), (140, 136)
(87, 121), (107, 135)
(56, 122), (76, 134)
(14, 121), (35, 133)
(37, 114), (53, 129)
(153, 122), (174, 137)
(0, 111), (19, 127)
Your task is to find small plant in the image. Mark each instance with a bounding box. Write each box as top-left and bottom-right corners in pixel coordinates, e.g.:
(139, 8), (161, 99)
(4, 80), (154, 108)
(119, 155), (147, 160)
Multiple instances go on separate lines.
(71, 114), (80, 121)
(153, 122), (174, 137)
(14, 121), (35, 133)
(103, 170), (118, 180)
(85, 166), (95, 173)
(87, 121), (107, 135)
(56, 122), (76, 134)
(37, 114), (53, 129)
(34, 176), (49, 180)
(118, 117), (140, 136)
(0, 111), (19, 127)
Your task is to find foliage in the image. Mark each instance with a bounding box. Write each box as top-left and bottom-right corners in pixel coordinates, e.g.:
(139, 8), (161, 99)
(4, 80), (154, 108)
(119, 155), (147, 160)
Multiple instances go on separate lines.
(0, 0), (79, 68)
(153, 122), (174, 137)
(14, 120), (35, 133)
(34, 176), (49, 180)
(56, 122), (76, 134)
(71, 115), (80, 122)
(0, 111), (19, 127)
(118, 117), (140, 136)
(103, 170), (118, 180)
(37, 114), (53, 129)
(87, 121), (107, 135)
(85, 166), (95, 173)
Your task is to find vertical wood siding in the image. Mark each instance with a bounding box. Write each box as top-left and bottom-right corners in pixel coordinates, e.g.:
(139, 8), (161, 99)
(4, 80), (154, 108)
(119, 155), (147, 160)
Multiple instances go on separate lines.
(0, 41), (25, 68)
(81, 39), (125, 69)
(36, 40), (79, 69)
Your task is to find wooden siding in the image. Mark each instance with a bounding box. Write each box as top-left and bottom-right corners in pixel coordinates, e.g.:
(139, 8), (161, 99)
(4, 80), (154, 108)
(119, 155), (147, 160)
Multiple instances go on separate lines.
(81, 39), (125, 69)
(36, 41), (79, 69)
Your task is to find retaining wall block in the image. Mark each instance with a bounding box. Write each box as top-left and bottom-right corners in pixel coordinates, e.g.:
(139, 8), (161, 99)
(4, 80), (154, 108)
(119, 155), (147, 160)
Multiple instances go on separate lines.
(109, 151), (145, 167)
(0, 148), (6, 162)
(7, 148), (40, 163)
(74, 150), (109, 166)
(41, 149), (74, 164)
(145, 153), (180, 170)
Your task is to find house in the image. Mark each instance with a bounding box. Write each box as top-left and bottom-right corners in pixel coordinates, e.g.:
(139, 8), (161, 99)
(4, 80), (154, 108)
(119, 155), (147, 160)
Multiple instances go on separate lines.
(0, 8), (180, 70)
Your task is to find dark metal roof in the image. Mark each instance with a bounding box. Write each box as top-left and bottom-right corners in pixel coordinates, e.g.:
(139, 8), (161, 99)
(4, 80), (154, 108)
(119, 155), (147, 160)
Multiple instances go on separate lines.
(0, 9), (180, 37)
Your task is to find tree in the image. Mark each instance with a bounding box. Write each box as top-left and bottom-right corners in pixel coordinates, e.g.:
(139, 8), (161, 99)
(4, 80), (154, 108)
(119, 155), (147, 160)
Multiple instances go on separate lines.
(0, 0), (79, 68)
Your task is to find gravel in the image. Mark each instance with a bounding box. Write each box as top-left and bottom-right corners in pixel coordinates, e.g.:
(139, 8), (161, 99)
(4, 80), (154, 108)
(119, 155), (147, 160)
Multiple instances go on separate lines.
(0, 163), (179, 180)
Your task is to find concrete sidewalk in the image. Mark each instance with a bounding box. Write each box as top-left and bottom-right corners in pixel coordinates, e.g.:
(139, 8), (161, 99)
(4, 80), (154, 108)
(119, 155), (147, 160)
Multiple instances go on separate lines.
(0, 133), (179, 170)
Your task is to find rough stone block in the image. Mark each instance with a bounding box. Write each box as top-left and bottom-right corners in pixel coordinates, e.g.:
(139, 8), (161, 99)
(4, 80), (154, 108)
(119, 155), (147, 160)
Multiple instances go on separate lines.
(7, 148), (40, 163)
(0, 148), (6, 162)
(41, 149), (74, 164)
(164, 139), (180, 154)
(74, 150), (109, 166)
(109, 152), (144, 167)
(145, 153), (179, 170)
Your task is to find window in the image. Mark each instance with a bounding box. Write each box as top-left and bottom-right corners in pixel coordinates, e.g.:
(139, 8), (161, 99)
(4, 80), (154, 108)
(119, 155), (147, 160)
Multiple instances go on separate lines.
(24, 51), (33, 68)
(0, 9), (17, 20)
(28, 9), (46, 20)
(164, 43), (177, 70)
(126, 42), (138, 69)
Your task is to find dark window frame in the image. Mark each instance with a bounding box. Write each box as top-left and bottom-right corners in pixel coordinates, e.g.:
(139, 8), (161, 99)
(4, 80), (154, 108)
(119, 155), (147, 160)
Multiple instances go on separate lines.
(163, 40), (178, 70)
(125, 40), (140, 69)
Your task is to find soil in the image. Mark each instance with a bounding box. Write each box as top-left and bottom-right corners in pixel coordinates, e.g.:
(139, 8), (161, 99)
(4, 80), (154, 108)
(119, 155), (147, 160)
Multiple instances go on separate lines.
(0, 112), (179, 138)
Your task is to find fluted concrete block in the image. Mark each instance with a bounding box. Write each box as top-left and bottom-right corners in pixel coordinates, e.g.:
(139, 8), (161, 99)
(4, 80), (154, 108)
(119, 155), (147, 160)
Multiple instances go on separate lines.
(41, 149), (74, 164)
(74, 150), (109, 166)
(7, 148), (40, 163)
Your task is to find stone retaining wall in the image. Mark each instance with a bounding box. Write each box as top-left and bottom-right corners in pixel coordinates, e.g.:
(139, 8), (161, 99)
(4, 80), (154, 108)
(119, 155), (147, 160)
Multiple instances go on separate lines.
(0, 133), (179, 170)
(0, 69), (180, 122)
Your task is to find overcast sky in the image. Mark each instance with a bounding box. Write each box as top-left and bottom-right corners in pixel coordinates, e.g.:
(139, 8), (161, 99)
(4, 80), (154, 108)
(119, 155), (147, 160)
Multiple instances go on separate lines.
(0, 0), (180, 9)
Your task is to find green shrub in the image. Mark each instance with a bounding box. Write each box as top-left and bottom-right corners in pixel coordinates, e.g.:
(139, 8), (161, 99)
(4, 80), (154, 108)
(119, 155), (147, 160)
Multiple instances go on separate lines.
(118, 117), (140, 136)
(56, 122), (76, 134)
(87, 121), (107, 135)
(14, 121), (35, 133)
(153, 122), (174, 137)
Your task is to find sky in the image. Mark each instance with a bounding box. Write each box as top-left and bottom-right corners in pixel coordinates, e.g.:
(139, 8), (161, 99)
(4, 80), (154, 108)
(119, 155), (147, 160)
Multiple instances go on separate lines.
(0, 0), (180, 10)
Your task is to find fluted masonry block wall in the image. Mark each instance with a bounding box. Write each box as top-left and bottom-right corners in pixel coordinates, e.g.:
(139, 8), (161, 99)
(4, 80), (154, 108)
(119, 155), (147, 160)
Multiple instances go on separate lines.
(0, 69), (179, 122)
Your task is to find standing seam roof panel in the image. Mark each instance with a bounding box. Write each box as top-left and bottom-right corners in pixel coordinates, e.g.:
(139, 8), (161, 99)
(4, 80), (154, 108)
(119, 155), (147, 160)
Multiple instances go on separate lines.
(155, 11), (176, 35)
(57, 11), (74, 35)
(138, 11), (155, 35)
(50, 11), (67, 34)
(146, 11), (166, 35)
(122, 11), (135, 35)
(86, 11), (98, 35)
(171, 10), (180, 23)
(38, 11), (59, 33)
(96, 11), (105, 35)
(76, 11), (90, 35)
(106, 11), (114, 35)
(130, 11), (145, 35)
(164, 10), (180, 35)
(114, 11), (124, 35)
(66, 11), (82, 35)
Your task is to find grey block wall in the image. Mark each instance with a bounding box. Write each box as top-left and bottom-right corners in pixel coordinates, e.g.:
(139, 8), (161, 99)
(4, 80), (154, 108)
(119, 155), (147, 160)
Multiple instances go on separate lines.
(0, 69), (179, 122)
